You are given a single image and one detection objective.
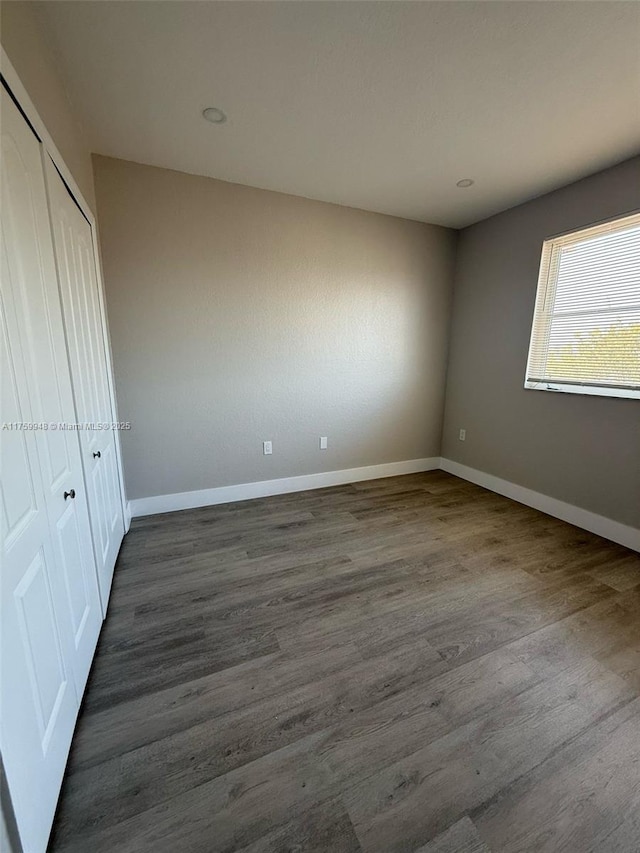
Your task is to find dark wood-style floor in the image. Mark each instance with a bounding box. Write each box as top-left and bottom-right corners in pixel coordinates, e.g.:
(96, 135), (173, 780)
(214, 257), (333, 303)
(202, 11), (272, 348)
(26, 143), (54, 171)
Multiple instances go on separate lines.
(50, 471), (640, 853)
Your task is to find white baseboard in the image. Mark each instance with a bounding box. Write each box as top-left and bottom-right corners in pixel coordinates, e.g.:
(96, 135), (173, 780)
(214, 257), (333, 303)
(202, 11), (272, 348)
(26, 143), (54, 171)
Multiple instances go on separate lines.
(129, 457), (442, 518)
(441, 458), (640, 553)
(127, 455), (638, 552)
(123, 501), (132, 533)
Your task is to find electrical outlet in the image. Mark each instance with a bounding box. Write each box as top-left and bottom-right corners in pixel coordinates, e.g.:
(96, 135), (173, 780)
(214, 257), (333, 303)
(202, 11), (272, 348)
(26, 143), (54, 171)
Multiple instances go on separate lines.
(319, 436), (328, 450)
(263, 440), (273, 455)
(459, 429), (466, 441)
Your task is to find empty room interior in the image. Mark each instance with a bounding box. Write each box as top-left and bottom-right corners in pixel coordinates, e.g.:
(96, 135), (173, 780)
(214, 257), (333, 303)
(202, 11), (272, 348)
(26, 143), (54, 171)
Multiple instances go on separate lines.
(2, 1), (640, 852)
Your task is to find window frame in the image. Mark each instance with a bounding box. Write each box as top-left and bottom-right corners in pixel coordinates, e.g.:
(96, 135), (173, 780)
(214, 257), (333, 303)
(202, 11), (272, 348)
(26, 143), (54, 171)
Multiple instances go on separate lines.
(524, 211), (640, 402)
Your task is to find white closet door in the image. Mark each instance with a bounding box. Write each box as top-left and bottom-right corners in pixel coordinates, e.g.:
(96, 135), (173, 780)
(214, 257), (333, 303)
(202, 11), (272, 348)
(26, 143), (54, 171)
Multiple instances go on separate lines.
(0, 87), (102, 853)
(44, 157), (125, 609)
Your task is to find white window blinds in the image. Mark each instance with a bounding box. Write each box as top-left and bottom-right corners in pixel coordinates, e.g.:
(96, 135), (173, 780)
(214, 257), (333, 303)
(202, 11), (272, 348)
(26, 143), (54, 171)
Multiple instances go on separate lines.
(525, 212), (640, 400)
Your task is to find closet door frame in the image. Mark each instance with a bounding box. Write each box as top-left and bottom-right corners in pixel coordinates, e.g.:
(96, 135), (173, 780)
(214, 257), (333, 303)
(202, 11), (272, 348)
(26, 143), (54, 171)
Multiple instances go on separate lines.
(1, 49), (130, 562)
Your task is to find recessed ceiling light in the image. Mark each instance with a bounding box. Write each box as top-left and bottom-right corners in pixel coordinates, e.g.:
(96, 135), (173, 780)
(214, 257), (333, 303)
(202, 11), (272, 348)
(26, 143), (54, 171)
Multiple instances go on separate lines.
(202, 107), (227, 125)
(456, 178), (474, 188)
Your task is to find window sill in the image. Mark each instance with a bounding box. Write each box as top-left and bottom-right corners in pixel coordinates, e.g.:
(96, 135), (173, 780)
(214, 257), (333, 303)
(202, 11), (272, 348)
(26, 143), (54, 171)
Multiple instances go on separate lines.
(524, 381), (640, 401)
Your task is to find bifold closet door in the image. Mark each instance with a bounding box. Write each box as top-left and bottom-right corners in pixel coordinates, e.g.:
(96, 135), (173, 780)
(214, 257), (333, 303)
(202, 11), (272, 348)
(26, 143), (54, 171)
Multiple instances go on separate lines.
(44, 156), (125, 609)
(1, 86), (102, 853)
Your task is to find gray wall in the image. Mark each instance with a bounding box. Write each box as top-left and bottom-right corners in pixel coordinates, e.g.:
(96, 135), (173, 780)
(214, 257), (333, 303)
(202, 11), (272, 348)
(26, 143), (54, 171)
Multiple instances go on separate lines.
(93, 156), (457, 500)
(442, 157), (640, 528)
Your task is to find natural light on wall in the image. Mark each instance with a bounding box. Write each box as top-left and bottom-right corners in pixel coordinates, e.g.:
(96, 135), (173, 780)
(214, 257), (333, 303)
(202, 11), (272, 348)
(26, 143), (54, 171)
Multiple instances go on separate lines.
(525, 211), (640, 400)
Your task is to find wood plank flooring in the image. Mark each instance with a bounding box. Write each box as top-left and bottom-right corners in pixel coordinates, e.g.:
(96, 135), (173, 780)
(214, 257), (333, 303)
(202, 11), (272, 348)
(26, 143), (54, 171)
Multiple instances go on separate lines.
(49, 471), (640, 853)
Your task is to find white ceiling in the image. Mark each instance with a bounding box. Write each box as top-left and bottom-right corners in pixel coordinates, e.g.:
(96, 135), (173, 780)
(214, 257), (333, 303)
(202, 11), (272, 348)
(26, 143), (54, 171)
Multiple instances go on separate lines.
(38, 1), (640, 228)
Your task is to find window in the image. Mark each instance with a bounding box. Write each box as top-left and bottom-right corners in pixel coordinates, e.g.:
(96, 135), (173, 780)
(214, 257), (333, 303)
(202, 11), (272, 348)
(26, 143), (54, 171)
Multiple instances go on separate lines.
(525, 212), (640, 400)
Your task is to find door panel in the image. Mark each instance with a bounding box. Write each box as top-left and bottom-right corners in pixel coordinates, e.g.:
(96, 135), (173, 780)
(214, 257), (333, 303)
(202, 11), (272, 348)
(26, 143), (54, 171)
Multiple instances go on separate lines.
(55, 502), (94, 651)
(1, 266), (78, 853)
(45, 156), (125, 607)
(103, 438), (123, 533)
(1, 313), (38, 544)
(14, 548), (70, 750)
(1, 86), (102, 853)
(90, 454), (110, 567)
(1, 138), (73, 495)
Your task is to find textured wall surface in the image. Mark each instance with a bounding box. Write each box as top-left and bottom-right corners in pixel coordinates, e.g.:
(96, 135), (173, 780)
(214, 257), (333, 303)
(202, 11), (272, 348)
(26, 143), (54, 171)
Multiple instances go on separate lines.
(94, 155), (457, 500)
(1, 1), (96, 212)
(442, 156), (640, 528)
